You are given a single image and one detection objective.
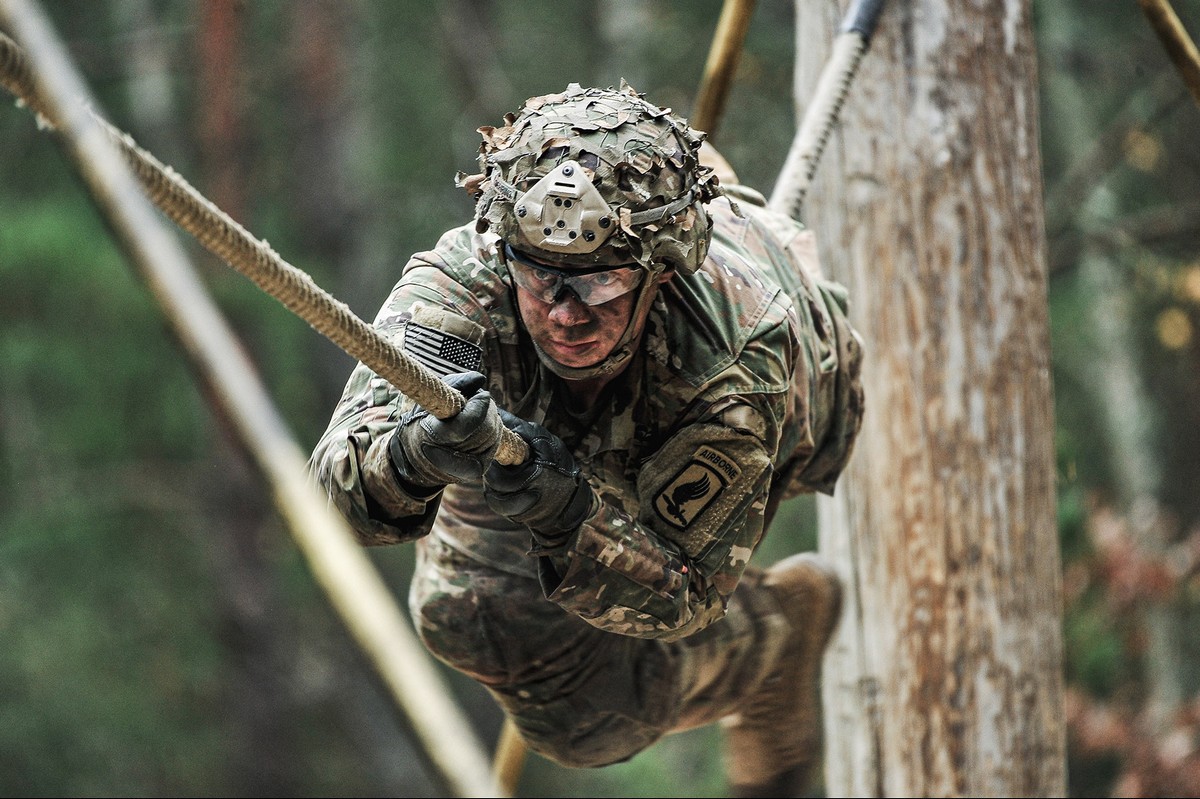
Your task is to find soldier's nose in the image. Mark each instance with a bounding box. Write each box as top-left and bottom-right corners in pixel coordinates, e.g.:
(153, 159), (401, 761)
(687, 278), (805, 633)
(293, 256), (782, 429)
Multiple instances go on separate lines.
(548, 289), (591, 325)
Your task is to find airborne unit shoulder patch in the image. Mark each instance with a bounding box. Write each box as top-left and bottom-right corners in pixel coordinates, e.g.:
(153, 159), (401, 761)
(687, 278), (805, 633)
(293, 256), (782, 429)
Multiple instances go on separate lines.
(653, 445), (743, 530)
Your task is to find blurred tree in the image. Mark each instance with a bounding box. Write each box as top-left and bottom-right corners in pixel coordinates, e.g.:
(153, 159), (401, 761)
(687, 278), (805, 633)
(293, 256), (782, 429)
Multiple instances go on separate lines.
(1038, 0), (1200, 795)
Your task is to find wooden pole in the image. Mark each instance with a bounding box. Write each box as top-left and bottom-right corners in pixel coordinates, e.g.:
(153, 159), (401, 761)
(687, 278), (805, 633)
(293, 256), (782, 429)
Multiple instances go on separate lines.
(0, 2), (504, 795)
(796, 0), (1068, 794)
(1138, 0), (1200, 107)
(492, 716), (529, 795)
(692, 0), (756, 139)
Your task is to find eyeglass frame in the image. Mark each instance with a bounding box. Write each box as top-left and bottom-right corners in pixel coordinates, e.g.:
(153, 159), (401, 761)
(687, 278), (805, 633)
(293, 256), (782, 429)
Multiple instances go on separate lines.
(502, 242), (645, 307)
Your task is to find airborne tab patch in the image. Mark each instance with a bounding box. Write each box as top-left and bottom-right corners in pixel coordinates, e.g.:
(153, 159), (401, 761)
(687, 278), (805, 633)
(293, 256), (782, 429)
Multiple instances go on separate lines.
(653, 445), (742, 530)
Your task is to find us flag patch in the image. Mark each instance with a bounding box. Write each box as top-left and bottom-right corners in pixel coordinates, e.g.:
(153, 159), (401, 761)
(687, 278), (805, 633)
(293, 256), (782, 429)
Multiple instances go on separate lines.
(402, 322), (483, 377)
(653, 445), (742, 530)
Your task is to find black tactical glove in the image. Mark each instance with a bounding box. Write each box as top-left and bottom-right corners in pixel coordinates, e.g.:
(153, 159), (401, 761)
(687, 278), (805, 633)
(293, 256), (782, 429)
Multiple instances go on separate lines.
(483, 409), (597, 548)
(388, 371), (503, 494)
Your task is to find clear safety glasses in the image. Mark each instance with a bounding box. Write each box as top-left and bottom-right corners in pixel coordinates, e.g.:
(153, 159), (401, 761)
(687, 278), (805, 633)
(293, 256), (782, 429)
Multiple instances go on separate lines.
(504, 242), (644, 306)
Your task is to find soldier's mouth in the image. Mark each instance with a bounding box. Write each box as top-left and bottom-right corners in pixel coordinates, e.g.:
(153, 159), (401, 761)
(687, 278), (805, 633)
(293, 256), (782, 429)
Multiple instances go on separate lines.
(545, 338), (600, 361)
(548, 338), (595, 352)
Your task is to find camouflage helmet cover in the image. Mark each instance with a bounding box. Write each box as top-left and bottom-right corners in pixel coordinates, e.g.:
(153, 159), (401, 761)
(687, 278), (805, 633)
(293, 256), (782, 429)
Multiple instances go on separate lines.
(458, 82), (722, 276)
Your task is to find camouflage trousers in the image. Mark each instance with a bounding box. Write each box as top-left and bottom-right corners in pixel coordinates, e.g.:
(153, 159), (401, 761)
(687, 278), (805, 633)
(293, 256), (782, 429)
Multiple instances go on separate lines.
(408, 533), (794, 768)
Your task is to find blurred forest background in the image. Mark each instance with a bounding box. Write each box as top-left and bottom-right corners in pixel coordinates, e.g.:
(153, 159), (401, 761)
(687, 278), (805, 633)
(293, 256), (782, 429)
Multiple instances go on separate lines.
(1, 1), (1199, 796)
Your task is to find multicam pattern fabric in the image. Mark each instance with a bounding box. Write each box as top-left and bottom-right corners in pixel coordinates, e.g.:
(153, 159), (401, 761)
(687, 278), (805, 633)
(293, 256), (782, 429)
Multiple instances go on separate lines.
(461, 81), (723, 275)
(308, 188), (863, 765)
(310, 190), (862, 633)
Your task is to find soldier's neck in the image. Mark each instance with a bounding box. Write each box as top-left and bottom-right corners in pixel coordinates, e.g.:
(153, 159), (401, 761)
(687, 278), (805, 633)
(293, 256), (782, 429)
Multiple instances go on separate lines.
(561, 372), (618, 411)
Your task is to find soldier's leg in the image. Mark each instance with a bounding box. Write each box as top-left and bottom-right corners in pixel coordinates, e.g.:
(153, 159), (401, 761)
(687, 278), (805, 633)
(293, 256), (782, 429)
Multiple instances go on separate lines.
(716, 554), (843, 798)
(669, 562), (793, 730)
(409, 533), (839, 782)
(408, 533), (680, 768)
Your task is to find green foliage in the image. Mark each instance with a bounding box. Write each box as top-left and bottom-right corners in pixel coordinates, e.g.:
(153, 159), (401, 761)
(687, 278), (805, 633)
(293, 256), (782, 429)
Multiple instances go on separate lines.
(0, 510), (229, 795)
(0, 173), (228, 794)
(1063, 591), (1133, 698)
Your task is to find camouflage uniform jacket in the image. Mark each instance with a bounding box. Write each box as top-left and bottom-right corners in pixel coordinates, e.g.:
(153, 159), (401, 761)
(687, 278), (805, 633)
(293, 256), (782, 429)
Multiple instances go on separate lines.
(309, 193), (863, 642)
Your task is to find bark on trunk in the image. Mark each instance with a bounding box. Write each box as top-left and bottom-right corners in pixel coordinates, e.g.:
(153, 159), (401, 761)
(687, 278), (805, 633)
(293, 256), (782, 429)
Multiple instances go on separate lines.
(793, 1), (1069, 795)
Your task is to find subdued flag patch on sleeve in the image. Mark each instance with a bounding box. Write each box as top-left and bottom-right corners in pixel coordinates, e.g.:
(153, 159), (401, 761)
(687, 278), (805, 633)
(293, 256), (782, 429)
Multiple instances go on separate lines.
(653, 444), (743, 530)
(402, 322), (484, 378)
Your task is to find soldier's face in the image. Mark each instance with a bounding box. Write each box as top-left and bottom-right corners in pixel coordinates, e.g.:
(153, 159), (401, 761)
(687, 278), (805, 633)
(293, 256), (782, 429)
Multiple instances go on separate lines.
(515, 279), (646, 369)
(511, 263), (672, 367)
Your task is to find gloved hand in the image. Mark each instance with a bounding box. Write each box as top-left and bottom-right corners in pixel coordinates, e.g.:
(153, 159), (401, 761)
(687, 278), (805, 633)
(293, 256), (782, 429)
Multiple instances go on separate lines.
(483, 409), (596, 547)
(388, 371), (503, 494)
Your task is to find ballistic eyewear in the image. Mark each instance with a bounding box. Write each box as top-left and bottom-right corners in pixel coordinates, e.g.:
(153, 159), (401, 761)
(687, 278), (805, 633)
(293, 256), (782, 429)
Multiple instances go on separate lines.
(504, 242), (643, 306)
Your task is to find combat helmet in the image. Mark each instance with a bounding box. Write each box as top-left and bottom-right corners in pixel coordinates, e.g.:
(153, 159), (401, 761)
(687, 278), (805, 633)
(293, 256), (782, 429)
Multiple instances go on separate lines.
(457, 81), (723, 380)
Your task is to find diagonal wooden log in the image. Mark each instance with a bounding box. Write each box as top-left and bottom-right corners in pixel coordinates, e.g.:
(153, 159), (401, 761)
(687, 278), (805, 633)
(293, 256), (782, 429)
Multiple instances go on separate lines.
(692, 0), (757, 139)
(1138, 0), (1200, 107)
(0, 2), (504, 796)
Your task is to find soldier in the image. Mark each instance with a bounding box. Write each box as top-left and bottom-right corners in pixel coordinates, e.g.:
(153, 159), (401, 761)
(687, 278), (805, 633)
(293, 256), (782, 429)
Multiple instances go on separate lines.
(309, 82), (863, 797)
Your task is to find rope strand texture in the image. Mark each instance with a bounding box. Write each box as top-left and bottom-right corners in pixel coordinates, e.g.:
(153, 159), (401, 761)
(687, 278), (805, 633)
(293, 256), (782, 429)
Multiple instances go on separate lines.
(768, 33), (866, 220)
(0, 30), (526, 465)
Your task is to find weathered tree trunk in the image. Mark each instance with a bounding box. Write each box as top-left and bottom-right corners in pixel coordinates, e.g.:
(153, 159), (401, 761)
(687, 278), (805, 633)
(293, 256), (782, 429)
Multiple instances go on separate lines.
(792, 1), (1069, 795)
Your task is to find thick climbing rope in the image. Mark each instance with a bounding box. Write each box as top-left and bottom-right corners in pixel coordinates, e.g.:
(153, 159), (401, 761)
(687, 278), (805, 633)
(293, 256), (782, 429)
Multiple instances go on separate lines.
(0, 29), (528, 466)
(768, 0), (887, 221)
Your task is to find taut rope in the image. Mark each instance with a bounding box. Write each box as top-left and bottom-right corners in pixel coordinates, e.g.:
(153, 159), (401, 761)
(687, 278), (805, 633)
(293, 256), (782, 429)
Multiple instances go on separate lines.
(768, 0), (887, 221)
(0, 30), (528, 466)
